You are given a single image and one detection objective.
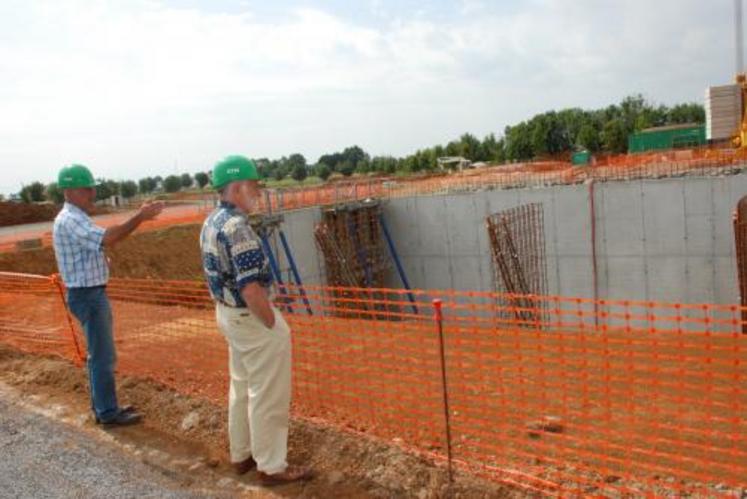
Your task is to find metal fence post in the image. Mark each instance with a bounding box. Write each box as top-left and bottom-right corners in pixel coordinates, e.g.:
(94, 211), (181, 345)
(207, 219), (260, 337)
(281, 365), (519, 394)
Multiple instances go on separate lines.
(433, 299), (453, 483)
(50, 274), (85, 365)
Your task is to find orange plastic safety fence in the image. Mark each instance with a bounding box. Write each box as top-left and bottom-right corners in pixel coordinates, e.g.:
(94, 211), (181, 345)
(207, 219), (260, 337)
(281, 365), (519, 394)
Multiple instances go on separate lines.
(0, 274), (746, 496)
(0, 272), (83, 363)
(1, 148), (745, 255)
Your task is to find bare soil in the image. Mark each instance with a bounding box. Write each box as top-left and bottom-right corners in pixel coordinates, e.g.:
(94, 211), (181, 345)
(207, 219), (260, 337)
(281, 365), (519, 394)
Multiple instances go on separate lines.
(0, 344), (515, 498)
(0, 224), (204, 280)
(0, 201), (59, 227)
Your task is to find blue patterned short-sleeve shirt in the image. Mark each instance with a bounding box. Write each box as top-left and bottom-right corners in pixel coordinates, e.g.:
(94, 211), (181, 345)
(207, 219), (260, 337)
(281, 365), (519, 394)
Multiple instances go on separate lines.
(52, 202), (109, 288)
(200, 201), (273, 307)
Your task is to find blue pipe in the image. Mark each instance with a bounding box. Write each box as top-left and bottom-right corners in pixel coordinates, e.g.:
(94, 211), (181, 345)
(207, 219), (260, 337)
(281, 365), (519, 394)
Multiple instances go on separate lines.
(379, 213), (418, 315)
(260, 234), (292, 314)
(278, 229), (313, 315)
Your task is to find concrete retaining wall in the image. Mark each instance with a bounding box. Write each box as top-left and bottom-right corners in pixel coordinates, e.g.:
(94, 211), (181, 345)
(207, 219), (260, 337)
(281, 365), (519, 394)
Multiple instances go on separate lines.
(274, 173), (747, 308)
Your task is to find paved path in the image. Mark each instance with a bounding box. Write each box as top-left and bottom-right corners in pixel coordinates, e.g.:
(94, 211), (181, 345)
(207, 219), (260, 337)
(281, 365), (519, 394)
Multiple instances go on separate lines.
(0, 396), (210, 498)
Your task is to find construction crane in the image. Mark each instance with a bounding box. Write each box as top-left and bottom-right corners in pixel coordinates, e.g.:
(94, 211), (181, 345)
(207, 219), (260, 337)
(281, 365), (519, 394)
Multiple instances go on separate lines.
(733, 0), (747, 151)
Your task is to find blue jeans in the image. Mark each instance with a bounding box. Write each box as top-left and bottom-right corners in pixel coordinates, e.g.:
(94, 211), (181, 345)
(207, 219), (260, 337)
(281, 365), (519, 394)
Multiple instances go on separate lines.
(67, 286), (119, 422)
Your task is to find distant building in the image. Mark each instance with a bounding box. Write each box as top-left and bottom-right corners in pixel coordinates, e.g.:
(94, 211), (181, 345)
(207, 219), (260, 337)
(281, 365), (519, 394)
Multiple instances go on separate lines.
(437, 156), (471, 171)
(628, 123), (706, 153)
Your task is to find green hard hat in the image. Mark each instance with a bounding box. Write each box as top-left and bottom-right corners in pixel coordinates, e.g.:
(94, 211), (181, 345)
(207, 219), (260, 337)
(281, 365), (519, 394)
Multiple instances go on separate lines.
(58, 164), (96, 189)
(212, 155), (260, 189)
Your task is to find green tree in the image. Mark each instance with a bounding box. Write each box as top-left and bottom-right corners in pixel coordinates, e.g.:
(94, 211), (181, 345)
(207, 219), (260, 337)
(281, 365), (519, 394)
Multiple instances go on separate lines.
(504, 123), (534, 161)
(291, 164), (308, 182)
(530, 117), (551, 156)
(163, 175), (182, 193)
(287, 153), (307, 170)
(138, 177), (157, 194)
(316, 164), (332, 180)
(458, 133), (482, 160)
(445, 140), (462, 157)
(355, 159), (372, 173)
(667, 103), (706, 124)
(339, 161), (355, 177)
(180, 173), (192, 188)
(634, 114), (652, 131)
(341, 146), (368, 167)
(317, 146), (370, 174)
(317, 154), (339, 171)
(620, 94), (647, 131)
(120, 180), (138, 198)
(602, 119), (628, 153)
(556, 108), (586, 146)
(95, 179), (119, 200)
(20, 182), (47, 203)
(370, 156), (396, 174)
(45, 182), (64, 204)
(194, 172), (209, 188)
(255, 158), (271, 179)
(576, 124), (600, 152)
(272, 165), (287, 181)
(480, 134), (504, 162)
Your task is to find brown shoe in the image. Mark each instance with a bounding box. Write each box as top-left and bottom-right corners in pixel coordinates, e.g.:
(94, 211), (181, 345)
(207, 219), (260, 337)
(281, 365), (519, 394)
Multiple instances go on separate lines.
(232, 456), (257, 475)
(258, 465), (313, 486)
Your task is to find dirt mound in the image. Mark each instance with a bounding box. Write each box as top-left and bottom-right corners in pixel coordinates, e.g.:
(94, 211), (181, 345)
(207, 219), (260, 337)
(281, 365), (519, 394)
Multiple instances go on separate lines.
(0, 344), (513, 498)
(0, 202), (60, 227)
(0, 224), (204, 280)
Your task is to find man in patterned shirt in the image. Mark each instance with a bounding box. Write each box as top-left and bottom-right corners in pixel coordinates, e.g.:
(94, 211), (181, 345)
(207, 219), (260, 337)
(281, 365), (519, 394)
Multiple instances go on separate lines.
(53, 164), (163, 426)
(200, 155), (312, 485)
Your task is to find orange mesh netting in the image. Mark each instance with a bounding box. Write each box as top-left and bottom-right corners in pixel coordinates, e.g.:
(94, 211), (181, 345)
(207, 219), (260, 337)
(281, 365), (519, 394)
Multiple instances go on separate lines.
(1, 270), (746, 495)
(0, 272), (83, 363)
(2, 147), (745, 255)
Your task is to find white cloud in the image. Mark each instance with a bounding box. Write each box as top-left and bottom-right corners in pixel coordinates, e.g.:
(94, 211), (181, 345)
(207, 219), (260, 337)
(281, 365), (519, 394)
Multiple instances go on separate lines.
(0, 0), (734, 193)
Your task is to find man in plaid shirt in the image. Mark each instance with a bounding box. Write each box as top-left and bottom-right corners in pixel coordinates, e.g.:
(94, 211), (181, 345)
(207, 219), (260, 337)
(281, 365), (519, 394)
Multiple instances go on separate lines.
(53, 164), (163, 426)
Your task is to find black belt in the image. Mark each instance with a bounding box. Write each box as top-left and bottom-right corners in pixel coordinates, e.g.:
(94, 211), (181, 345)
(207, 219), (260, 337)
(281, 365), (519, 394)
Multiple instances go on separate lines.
(217, 300), (245, 309)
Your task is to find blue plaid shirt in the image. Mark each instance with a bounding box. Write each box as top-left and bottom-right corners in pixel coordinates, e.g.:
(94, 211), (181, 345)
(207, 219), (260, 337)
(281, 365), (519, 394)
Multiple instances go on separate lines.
(200, 201), (273, 308)
(52, 202), (108, 288)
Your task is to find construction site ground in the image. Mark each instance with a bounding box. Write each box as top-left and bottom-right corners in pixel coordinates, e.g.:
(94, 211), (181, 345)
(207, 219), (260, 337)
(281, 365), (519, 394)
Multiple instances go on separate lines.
(0, 201), (60, 227)
(3, 155), (747, 495)
(0, 344), (511, 498)
(0, 224), (205, 279)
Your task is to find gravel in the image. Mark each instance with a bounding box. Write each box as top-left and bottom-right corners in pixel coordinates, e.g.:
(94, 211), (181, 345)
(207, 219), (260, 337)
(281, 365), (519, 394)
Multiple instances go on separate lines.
(0, 396), (208, 499)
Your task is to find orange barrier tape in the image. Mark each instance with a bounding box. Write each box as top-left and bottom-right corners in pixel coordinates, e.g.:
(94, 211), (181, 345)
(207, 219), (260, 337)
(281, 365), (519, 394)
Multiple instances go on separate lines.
(0, 273), (745, 495)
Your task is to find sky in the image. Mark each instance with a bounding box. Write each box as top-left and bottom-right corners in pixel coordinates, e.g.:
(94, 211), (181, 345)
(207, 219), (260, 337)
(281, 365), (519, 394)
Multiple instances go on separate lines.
(0, 0), (737, 195)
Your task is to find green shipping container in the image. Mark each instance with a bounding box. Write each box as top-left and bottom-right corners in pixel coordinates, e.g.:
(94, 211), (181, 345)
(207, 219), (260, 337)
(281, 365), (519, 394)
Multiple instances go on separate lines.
(571, 150), (591, 165)
(628, 124), (706, 153)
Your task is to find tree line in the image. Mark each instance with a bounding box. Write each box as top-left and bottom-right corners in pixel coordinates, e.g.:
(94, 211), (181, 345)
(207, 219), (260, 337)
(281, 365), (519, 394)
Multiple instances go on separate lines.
(17, 172), (211, 204)
(13, 94), (705, 203)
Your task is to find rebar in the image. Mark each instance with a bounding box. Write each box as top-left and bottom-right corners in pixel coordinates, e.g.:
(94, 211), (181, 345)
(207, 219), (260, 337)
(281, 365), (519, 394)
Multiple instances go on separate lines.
(486, 203), (548, 325)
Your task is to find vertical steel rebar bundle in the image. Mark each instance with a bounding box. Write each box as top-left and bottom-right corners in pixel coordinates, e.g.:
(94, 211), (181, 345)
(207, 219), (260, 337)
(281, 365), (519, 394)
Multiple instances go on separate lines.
(314, 200), (396, 317)
(734, 196), (747, 333)
(486, 203), (548, 325)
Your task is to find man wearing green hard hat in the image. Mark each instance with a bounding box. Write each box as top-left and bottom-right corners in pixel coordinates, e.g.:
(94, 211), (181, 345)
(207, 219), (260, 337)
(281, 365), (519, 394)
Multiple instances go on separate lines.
(52, 164), (164, 426)
(200, 155), (313, 485)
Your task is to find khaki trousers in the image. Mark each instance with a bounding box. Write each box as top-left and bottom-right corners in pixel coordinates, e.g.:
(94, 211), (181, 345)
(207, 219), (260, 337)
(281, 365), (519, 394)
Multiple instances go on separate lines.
(215, 302), (292, 474)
